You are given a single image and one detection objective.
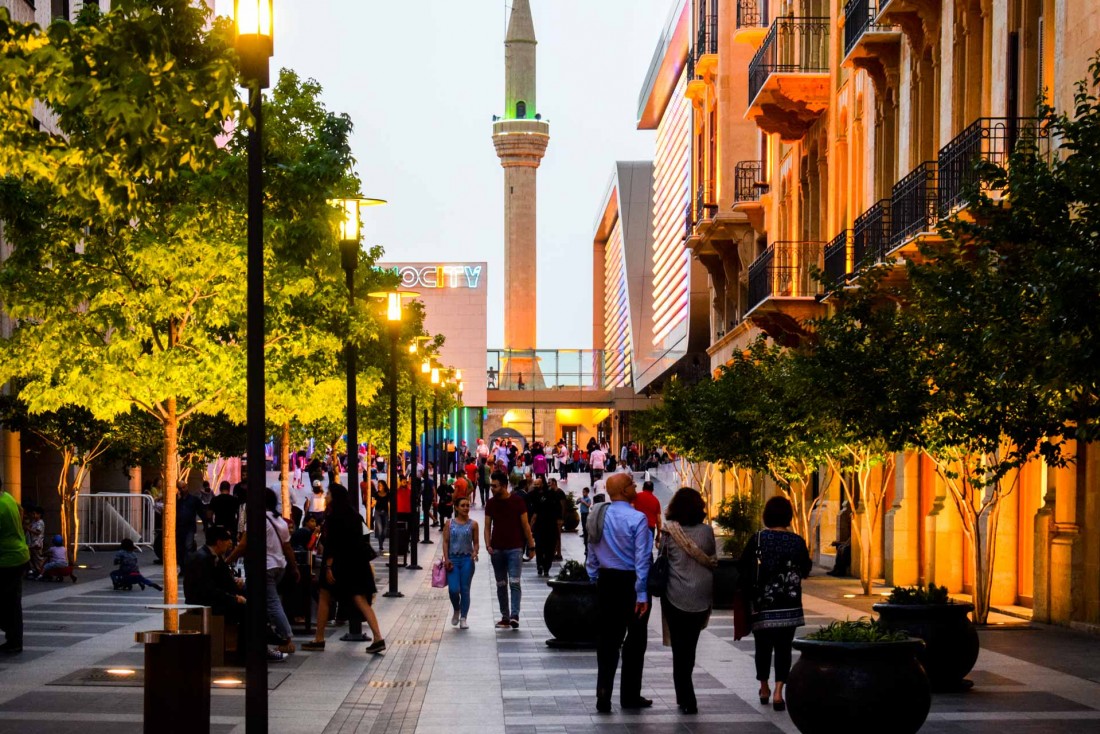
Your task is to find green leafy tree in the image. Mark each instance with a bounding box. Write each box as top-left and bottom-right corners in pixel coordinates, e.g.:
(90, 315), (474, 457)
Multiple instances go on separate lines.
(0, 1), (245, 626)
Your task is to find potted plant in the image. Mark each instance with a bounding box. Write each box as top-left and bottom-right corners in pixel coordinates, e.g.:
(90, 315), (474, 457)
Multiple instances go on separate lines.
(873, 583), (979, 691)
(561, 491), (580, 533)
(786, 619), (930, 734)
(543, 560), (598, 648)
(711, 494), (761, 609)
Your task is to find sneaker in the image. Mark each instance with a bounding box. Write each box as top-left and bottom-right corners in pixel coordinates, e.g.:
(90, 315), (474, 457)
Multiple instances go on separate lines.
(451, 611), (460, 627)
(459, 618), (469, 630)
(267, 649), (287, 662)
(509, 616), (520, 629)
(277, 640), (296, 654)
(365, 639), (386, 655)
(495, 617), (512, 629)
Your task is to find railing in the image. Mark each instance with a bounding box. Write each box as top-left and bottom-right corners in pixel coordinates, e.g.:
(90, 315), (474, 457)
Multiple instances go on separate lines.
(737, 0), (769, 31)
(696, 1), (718, 60)
(843, 0), (895, 57)
(684, 199), (694, 240)
(486, 350), (628, 391)
(747, 240), (825, 312)
(734, 160), (766, 203)
(696, 183), (716, 222)
(77, 493), (155, 550)
(937, 117), (1051, 215)
(853, 199), (891, 268)
(748, 16), (830, 105)
(890, 161), (938, 249)
(823, 230), (853, 287)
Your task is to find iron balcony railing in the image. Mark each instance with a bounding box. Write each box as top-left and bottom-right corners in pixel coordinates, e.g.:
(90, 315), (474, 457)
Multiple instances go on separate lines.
(696, 1), (718, 60)
(696, 183), (717, 222)
(486, 350), (628, 391)
(748, 16), (830, 106)
(734, 160), (766, 203)
(737, 0), (769, 30)
(683, 199), (694, 241)
(843, 0), (895, 58)
(938, 117), (1051, 215)
(890, 161), (938, 249)
(823, 230), (853, 287)
(747, 240), (825, 312)
(853, 199), (891, 268)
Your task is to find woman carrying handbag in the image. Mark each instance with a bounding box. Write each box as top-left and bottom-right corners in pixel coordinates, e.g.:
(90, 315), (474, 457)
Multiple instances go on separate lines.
(657, 488), (718, 715)
(441, 496), (479, 629)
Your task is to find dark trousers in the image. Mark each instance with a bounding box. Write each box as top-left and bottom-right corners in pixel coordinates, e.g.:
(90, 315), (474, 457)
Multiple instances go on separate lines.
(0, 565), (24, 646)
(662, 599), (709, 709)
(596, 569), (650, 704)
(533, 528), (556, 574)
(754, 626), (797, 682)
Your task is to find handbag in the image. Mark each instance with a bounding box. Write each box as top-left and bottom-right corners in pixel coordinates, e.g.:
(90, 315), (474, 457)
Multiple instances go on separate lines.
(647, 533), (670, 597)
(431, 559), (447, 589)
(734, 531), (763, 641)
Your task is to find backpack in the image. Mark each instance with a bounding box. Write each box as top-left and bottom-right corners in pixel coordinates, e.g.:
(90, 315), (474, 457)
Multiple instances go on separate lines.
(585, 502), (611, 545)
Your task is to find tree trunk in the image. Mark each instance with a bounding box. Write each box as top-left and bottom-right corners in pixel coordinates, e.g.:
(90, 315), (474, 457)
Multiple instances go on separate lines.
(280, 422), (291, 520)
(162, 397), (179, 632)
(56, 451), (76, 566)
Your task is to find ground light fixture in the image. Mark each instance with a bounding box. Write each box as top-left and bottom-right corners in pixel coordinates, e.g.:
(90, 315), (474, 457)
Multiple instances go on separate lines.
(105, 668), (136, 677)
(369, 290), (419, 598)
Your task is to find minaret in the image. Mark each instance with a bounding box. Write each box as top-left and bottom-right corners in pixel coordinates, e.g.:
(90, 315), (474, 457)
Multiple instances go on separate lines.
(494, 0), (549, 360)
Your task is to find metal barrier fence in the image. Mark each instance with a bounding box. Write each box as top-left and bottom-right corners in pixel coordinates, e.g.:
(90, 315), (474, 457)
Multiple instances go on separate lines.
(77, 493), (155, 551)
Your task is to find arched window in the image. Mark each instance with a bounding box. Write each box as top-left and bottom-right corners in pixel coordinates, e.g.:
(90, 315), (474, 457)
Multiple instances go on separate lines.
(516, 101), (527, 119)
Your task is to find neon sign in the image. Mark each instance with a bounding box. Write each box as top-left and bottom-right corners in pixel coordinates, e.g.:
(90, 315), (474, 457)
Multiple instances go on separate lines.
(387, 265), (483, 290)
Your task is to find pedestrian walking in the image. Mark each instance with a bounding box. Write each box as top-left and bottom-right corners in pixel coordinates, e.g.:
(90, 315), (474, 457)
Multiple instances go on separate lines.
(373, 480), (389, 553)
(442, 496), (479, 629)
(586, 473), (652, 713)
(659, 488), (717, 714)
(738, 496), (812, 712)
(305, 480), (327, 525)
(302, 484), (386, 655)
(528, 478), (561, 577)
(578, 487), (593, 548)
(484, 471), (536, 629)
(0, 478), (28, 654)
(633, 480), (663, 545)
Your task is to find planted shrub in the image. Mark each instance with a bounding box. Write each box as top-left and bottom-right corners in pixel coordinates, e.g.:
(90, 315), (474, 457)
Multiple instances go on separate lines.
(805, 618), (910, 643)
(555, 560), (590, 583)
(887, 583), (952, 605)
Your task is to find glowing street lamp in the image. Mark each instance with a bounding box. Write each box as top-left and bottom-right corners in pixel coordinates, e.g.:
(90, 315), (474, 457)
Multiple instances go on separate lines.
(234, 0), (274, 88)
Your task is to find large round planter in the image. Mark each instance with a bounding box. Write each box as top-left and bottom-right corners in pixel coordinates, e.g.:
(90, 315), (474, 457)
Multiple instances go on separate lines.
(562, 505), (580, 533)
(712, 558), (740, 610)
(787, 638), (930, 734)
(543, 579), (598, 648)
(873, 601), (979, 691)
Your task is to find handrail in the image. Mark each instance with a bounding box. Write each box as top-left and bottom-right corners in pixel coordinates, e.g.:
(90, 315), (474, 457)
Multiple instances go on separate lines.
(486, 349), (628, 391)
(734, 160), (766, 203)
(747, 240), (825, 311)
(853, 199), (891, 268)
(890, 161), (938, 249)
(843, 0), (896, 57)
(824, 230), (853, 287)
(748, 16), (830, 105)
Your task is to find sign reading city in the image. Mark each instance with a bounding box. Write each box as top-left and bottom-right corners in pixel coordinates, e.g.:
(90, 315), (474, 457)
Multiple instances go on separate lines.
(384, 264), (484, 290)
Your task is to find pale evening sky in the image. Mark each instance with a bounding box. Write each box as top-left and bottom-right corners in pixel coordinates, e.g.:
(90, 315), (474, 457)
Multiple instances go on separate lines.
(214, 0), (676, 349)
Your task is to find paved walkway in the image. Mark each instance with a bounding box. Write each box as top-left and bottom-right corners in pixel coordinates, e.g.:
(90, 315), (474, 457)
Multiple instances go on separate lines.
(0, 472), (1098, 733)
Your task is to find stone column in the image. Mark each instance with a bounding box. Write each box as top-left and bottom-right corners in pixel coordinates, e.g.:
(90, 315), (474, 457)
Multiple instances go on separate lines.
(886, 450), (921, 586)
(0, 428), (21, 503)
(925, 468), (964, 592)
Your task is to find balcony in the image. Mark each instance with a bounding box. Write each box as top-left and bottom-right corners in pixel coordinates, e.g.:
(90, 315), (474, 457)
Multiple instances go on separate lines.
(683, 199), (694, 242)
(746, 16), (830, 141)
(938, 117), (1051, 216)
(696, 184), (717, 224)
(889, 161), (938, 254)
(734, 161), (766, 204)
(823, 230), (853, 287)
(734, 0), (770, 46)
(486, 349), (627, 392)
(695, 6), (719, 78)
(747, 240), (825, 313)
(842, 0), (901, 76)
(853, 199), (891, 269)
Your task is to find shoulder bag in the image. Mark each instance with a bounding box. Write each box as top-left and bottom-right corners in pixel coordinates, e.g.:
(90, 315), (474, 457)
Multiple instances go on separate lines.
(646, 532), (670, 597)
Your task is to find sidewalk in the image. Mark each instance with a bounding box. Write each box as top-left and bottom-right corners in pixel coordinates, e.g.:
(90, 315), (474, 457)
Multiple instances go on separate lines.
(1, 476), (1098, 733)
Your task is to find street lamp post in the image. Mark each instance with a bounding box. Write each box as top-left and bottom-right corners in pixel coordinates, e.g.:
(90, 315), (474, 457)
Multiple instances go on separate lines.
(234, 3), (273, 730)
(331, 196), (385, 643)
(419, 358), (433, 544)
(371, 291), (417, 598)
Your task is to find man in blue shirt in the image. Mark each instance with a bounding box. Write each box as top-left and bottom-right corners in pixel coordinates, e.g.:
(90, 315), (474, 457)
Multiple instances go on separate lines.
(586, 473), (652, 713)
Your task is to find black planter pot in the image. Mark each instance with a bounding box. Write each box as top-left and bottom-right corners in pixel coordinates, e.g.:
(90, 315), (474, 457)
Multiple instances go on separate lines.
(543, 579), (598, 648)
(712, 558), (739, 610)
(787, 638), (930, 734)
(562, 508), (580, 533)
(873, 601), (979, 691)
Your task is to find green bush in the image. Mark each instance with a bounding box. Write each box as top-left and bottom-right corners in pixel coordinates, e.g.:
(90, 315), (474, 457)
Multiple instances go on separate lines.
(806, 618), (910, 643)
(555, 560), (590, 583)
(886, 583), (952, 605)
(715, 493), (762, 558)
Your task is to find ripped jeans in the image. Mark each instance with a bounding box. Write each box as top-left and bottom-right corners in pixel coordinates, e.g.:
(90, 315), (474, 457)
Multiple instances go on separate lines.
(490, 548), (523, 620)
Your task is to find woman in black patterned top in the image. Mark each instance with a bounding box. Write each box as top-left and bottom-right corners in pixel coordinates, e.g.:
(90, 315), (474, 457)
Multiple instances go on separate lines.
(738, 496), (812, 712)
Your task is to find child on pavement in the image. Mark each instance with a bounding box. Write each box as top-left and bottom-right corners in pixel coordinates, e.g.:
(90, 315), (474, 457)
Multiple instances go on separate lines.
(111, 538), (163, 591)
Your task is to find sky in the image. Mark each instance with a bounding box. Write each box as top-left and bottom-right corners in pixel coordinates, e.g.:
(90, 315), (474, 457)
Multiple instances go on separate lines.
(214, 0), (676, 349)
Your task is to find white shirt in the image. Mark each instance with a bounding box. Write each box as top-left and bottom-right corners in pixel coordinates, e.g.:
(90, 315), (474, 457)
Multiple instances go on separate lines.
(590, 449), (606, 470)
(264, 511), (290, 571)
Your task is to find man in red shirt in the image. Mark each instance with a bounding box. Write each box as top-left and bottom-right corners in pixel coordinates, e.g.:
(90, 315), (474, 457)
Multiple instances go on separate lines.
(396, 478), (415, 563)
(484, 471), (536, 629)
(632, 480), (662, 545)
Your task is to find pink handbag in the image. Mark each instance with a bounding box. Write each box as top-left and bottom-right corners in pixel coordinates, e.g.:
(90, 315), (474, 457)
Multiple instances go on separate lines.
(431, 560), (447, 588)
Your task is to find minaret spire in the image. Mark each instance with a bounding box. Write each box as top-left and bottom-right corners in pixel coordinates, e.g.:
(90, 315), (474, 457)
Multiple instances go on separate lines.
(505, 0), (537, 121)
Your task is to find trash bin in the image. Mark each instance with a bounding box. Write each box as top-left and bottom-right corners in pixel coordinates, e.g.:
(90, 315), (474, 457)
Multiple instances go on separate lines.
(138, 605), (212, 734)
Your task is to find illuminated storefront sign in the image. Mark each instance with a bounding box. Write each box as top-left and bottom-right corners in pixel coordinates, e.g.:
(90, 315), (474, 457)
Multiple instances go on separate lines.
(385, 265), (484, 290)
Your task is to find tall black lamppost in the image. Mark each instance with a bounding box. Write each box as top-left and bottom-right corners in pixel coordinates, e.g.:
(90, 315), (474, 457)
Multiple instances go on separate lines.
(406, 338), (429, 566)
(371, 290), (417, 598)
(331, 196), (384, 642)
(420, 371), (433, 544)
(430, 366), (441, 485)
(233, 2), (273, 729)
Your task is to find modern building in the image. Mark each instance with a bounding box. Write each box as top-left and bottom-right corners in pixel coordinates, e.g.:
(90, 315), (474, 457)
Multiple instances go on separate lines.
(379, 261), (488, 447)
(664, 0), (1100, 631)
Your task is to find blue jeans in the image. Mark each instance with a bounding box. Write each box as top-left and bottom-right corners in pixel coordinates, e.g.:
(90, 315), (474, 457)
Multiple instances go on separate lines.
(447, 554), (475, 618)
(490, 548), (523, 619)
(265, 568), (293, 643)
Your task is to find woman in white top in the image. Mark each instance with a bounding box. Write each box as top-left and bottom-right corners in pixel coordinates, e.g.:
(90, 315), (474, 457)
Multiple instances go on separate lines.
(305, 482), (326, 522)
